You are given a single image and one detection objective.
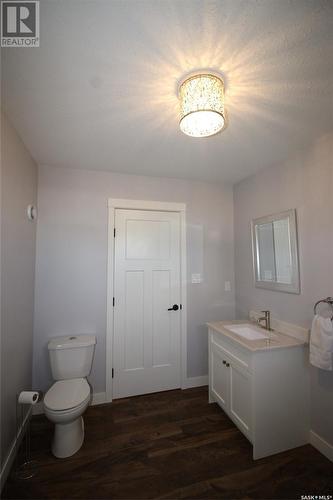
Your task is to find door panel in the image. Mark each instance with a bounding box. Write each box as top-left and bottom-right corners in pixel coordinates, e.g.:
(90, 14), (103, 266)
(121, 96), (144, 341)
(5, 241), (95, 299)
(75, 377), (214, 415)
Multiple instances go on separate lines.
(125, 219), (171, 260)
(113, 209), (181, 398)
(152, 270), (171, 367)
(124, 271), (144, 370)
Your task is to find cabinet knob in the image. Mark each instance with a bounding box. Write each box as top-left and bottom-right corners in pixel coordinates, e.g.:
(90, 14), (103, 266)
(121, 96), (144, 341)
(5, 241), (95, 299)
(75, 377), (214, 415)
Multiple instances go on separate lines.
(226, 362), (230, 367)
(222, 360), (226, 365)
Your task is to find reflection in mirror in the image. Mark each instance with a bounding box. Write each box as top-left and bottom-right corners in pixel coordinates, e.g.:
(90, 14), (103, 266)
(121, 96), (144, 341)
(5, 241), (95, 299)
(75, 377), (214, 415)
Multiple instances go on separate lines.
(252, 209), (300, 294)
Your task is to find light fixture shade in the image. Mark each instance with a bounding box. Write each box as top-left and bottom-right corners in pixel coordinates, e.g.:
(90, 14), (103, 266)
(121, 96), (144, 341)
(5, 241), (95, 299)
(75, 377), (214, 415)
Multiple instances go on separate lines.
(179, 74), (225, 138)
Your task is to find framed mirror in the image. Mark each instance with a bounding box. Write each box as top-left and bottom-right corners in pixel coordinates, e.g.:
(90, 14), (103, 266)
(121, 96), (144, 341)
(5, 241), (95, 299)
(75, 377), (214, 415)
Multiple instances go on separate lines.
(251, 209), (300, 294)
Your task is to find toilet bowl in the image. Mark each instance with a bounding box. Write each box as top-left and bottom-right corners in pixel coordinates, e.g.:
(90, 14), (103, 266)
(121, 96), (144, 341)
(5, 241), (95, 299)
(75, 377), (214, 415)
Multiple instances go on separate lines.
(44, 335), (96, 458)
(44, 378), (91, 458)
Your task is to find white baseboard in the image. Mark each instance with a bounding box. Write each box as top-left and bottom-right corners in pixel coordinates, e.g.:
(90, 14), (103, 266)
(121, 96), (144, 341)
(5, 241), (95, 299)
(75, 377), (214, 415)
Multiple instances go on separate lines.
(90, 379), (209, 398)
(310, 430), (333, 462)
(183, 375), (208, 389)
(0, 407), (32, 491)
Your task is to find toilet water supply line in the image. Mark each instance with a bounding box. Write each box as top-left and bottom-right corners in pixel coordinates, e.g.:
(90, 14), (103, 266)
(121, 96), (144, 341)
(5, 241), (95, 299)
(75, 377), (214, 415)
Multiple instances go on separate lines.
(15, 391), (42, 479)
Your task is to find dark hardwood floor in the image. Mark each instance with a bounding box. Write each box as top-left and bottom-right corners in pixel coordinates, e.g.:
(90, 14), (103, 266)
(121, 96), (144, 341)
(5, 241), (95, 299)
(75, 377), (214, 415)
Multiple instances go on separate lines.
(3, 387), (333, 500)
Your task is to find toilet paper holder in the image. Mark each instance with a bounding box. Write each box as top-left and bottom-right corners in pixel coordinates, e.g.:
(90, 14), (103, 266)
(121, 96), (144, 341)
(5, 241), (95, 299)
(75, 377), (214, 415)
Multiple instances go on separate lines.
(15, 391), (43, 480)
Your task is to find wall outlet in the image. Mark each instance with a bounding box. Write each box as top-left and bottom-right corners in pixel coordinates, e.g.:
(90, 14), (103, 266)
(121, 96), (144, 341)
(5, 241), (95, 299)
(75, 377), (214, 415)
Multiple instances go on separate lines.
(224, 281), (231, 291)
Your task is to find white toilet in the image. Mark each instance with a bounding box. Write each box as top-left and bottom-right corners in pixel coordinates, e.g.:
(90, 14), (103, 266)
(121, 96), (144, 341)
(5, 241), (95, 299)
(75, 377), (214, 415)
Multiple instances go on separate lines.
(44, 335), (96, 458)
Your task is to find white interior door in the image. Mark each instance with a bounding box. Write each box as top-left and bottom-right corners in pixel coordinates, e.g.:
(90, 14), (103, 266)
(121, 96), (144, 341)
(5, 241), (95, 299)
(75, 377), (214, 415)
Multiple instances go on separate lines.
(113, 209), (181, 399)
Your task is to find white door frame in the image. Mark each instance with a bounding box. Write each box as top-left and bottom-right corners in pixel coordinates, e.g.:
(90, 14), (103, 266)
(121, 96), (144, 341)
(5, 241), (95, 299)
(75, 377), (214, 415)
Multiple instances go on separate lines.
(106, 198), (187, 402)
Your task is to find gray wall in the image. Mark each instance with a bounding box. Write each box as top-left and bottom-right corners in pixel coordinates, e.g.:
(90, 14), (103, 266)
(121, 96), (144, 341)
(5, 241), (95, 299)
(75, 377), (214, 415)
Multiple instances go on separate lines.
(1, 113), (37, 469)
(234, 132), (333, 445)
(33, 166), (235, 393)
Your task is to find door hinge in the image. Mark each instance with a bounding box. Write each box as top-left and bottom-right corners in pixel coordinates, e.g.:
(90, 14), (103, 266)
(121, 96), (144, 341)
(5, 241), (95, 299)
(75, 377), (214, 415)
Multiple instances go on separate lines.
(114, 228), (116, 237)
(112, 368), (114, 378)
(113, 297), (115, 307)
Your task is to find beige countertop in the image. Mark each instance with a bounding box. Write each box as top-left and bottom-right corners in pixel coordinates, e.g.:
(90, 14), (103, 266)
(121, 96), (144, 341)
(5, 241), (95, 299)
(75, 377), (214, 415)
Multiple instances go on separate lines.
(207, 320), (306, 352)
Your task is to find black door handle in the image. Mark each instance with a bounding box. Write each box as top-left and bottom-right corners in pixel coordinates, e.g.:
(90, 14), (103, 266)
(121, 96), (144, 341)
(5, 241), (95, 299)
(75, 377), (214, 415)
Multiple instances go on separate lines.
(168, 304), (179, 311)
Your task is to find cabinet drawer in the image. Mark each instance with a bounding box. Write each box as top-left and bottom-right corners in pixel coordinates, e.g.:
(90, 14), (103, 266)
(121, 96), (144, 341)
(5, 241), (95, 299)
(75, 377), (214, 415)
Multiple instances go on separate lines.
(210, 330), (252, 372)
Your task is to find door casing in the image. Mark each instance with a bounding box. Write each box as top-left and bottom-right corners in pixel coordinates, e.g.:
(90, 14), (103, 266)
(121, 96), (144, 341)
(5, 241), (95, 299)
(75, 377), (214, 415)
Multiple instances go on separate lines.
(106, 198), (187, 402)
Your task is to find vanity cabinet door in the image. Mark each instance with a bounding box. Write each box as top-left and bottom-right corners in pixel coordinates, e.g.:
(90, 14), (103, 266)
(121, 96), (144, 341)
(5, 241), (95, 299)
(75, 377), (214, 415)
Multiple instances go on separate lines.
(209, 333), (252, 441)
(210, 343), (229, 412)
(229, 361), (252, 440)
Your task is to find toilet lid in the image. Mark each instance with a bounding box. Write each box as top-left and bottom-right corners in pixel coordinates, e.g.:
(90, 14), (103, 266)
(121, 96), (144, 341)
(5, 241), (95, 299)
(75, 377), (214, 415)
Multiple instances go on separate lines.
(44, 378), (90, 411)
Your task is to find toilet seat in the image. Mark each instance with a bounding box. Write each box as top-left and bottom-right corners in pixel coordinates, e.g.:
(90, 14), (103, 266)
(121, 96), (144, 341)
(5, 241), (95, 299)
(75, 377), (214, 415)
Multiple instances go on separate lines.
(44, 378), (90, 412)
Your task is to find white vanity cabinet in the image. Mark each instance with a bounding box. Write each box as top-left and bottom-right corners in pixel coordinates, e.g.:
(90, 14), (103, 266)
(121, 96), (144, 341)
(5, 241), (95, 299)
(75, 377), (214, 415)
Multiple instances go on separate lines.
(210, 339), (252, 440)
(208, 323), (310, 459)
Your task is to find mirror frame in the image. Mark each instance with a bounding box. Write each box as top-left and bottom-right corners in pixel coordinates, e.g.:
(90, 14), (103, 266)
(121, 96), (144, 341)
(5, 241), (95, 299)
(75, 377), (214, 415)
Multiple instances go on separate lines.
(251, 209), (300, 294)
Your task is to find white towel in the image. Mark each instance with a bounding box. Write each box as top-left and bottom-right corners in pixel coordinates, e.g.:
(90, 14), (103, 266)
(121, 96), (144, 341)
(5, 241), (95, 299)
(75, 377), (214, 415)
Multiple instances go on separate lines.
(310, 314), (333, 370)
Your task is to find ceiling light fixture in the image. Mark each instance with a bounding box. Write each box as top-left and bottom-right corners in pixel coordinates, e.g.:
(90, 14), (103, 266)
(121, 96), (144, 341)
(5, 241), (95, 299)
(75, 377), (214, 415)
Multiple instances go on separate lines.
(179, 73), (225, 138)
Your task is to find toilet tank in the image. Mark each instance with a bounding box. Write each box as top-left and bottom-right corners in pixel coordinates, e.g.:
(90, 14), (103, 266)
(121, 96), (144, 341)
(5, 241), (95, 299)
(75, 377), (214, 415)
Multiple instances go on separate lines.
(48, 335), (96, 380)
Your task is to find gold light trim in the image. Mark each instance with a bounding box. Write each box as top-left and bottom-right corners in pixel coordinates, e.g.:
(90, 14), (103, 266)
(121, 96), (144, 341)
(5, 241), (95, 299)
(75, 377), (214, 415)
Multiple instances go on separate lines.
(179, 74), (225, 138)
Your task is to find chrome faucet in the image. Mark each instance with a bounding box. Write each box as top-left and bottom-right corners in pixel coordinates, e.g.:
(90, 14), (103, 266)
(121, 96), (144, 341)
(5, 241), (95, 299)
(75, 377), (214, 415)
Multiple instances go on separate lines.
(257, 310), (271, 331)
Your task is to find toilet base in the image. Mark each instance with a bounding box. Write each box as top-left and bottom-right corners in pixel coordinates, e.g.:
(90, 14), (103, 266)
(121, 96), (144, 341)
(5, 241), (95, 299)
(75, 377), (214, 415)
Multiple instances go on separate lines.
(52, 417), (84, 458)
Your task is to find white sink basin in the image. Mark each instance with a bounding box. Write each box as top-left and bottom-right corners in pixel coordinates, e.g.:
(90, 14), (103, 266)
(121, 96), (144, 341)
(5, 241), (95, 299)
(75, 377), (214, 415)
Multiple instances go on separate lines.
(224, 324), (269, 340)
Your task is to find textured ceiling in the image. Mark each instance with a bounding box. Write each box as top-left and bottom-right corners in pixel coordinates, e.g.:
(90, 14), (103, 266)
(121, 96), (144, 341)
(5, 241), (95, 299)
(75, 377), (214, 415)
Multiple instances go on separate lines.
(2, 0), (333, 183)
